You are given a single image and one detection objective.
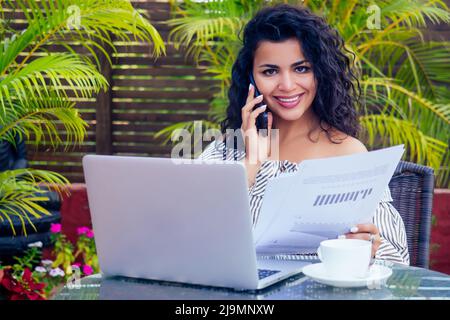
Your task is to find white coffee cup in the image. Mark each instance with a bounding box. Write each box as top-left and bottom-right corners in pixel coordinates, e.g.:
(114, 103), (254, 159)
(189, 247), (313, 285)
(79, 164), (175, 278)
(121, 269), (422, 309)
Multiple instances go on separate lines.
(317, 239), (372, 279)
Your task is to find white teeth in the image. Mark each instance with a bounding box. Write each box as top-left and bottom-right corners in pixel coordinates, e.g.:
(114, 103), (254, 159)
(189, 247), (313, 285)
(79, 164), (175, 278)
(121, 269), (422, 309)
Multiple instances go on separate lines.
(277, 95), (300, 102)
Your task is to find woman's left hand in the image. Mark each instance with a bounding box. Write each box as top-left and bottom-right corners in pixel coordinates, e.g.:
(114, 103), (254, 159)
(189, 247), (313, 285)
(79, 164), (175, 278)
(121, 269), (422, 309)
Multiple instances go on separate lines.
(343, 223), (381, 258)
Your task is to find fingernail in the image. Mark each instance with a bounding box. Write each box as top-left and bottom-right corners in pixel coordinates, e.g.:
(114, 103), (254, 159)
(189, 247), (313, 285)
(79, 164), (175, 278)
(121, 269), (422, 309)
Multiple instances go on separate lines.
(259, 104), (267, 109)
(257, 94), (263, 100)
(350, 227), (358, 233)
(338, 235), (346, 239)
(249, 83), (253, 91)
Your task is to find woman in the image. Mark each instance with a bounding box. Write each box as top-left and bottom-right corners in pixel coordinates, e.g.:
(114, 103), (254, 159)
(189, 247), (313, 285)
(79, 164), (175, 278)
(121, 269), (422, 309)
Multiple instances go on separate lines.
(199, 4), (409, 265)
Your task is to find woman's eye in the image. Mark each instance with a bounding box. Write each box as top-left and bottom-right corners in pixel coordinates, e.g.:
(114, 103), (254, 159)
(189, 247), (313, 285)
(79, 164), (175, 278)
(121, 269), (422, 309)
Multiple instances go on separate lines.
(296, 66), (310, 73)
(262, 69), (277, 76)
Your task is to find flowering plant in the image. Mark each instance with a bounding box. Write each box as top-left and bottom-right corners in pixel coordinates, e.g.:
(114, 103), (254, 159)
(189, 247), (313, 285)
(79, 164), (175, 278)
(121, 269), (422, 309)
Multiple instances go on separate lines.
(0, 224), (99, 300)
(0, 267), (46, 300)
(74, 227), (99, 275)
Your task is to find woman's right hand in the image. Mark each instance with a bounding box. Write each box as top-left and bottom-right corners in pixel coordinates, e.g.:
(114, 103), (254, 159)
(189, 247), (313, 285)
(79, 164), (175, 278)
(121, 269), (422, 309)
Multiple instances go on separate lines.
(240, 84), (273, 190)
(240, 83), (273, 165)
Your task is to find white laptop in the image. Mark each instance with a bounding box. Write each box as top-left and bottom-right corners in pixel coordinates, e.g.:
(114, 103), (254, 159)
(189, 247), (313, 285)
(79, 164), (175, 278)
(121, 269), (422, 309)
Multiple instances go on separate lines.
(82, 155), (311, 291)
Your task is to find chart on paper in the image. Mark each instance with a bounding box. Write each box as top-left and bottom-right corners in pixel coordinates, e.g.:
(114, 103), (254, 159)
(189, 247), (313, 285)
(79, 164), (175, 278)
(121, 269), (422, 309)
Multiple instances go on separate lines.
(253, 145), (405, 254)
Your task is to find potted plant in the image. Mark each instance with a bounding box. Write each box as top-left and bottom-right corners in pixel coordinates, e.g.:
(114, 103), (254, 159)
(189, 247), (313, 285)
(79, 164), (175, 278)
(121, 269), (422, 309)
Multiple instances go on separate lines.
(0, 0), (165, 236)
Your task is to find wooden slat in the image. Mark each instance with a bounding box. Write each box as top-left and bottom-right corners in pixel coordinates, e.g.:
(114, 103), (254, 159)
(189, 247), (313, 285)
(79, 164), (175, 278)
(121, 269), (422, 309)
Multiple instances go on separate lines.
(63, 174), (86, 183)
(2, 11), (26, 19)
(10, 21), (172, 32)
(113, 153), (171, 158)
(96, 45), (113, 155)
(113, 67), (208, 77)
(113, 78), (219, 88)
(115, 56), (196, 66)
(38, 43), (178, 55)
(112, 123), (172, 132)
(113, 112), (207, 122)
(135, 10), (171, 21)
(8, 22), (29, 30)
(114, 44), (179, 54)
(131, 1), (171, 10)
(113, 135), (159, 143)
(28, 133), (96, 143)
(77, 112), (96, 120)
(13, 43), (177, 58)
(113, 145), (173, 153)
(113, 90), (214, 99)
(73, 101), (100, 108)
(28, 154), (85, 163)
(16, 54), (201, 68)
(49, 125), (96, 134)
(112, 102), (210, 111)
(27, 145), (96, 153)
(3, 1), (172, 18)
(30, 164), (83, 173)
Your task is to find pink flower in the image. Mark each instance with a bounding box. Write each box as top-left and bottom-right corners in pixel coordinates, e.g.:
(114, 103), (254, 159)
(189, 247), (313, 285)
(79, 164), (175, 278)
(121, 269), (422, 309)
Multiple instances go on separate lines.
(85, 230), (94, 238)
(82, 265), (93, 276)
(77, 227), (90, 235)
(50, 223), (62, 233)
(72, 263), (81, 268)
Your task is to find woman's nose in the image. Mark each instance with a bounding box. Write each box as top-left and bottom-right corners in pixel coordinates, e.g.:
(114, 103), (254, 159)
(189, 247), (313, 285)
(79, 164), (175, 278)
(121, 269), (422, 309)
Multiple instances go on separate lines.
(277, 73), (296, 91)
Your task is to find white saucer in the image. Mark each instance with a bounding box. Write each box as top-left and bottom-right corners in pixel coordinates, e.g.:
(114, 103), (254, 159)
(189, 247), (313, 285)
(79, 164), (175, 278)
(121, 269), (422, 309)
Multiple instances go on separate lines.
(302, 263), (393, 288)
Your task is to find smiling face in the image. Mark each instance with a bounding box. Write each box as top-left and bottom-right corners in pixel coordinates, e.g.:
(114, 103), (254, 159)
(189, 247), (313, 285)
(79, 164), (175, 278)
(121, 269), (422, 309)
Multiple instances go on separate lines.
(252, 38), (317, 125)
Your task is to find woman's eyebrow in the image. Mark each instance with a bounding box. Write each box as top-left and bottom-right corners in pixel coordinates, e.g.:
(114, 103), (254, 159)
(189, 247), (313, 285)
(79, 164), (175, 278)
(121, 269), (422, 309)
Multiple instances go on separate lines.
(291, 60), (309, 67)
(257, 60), (309, 68)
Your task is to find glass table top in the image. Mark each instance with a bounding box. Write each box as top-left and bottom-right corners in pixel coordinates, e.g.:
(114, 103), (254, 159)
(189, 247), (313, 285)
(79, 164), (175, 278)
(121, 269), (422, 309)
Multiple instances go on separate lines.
(53, 261), (450, 300)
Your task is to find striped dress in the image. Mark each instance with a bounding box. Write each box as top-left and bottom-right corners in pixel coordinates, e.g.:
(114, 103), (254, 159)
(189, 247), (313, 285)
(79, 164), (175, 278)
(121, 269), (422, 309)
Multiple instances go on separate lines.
(198, 139), (410, 265)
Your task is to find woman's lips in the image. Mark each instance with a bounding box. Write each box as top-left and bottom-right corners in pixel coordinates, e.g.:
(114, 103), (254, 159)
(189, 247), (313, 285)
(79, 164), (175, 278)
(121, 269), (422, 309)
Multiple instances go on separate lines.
(274, 93), (305, 109)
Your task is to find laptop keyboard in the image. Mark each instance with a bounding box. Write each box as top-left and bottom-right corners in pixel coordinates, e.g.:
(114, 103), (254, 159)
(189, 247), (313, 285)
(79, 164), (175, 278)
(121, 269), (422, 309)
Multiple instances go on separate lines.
(257, 269), (281, 280)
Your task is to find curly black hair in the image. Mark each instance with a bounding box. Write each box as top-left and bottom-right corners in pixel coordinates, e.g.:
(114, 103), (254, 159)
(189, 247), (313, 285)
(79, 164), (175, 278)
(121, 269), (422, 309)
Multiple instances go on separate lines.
(220, 4), (360, 143)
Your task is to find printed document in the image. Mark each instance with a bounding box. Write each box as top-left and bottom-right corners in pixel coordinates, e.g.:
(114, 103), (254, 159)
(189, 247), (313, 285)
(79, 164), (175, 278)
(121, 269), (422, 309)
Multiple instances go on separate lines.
(253, 145), (405, 254)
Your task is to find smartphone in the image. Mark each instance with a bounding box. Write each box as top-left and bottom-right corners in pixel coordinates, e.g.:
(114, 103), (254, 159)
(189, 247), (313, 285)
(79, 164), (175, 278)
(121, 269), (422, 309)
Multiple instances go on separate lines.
(249, 73), (268, 131)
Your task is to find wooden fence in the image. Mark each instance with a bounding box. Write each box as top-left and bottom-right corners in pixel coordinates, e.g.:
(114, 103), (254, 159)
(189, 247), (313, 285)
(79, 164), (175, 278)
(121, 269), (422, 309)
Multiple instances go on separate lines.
(5, 0), (218, 182)
(4, 0), (449, 183)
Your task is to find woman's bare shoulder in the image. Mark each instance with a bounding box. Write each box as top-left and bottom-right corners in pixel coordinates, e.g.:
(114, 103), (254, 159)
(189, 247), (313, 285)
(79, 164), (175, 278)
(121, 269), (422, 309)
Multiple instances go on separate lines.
(326, 130), (368, 156)
(340, 136), (367, 153)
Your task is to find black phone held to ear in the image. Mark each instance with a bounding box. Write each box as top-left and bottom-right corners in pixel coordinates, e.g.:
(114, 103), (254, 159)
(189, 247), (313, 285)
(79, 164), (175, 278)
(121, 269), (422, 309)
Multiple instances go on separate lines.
(249, 74), (268, 131)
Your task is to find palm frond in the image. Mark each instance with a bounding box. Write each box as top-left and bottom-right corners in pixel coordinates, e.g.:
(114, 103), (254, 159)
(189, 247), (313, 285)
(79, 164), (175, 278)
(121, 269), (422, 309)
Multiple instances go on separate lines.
(359, 39), (450, 99)
(0, 167), (70, 235)
(0, 53), (108, 114)
(398, 40), (450, 88)
(358, 0), (449, 55)
(381, 0), (450, 27)
(361, 77), (450, 125)
(168, 15), (244, 61)
(168, 0), (249, 61)
(360, 114), (448, 170)
(0, 0), (165, 75)
(0, 95), (88, 149)
(168, 15), (244, 45)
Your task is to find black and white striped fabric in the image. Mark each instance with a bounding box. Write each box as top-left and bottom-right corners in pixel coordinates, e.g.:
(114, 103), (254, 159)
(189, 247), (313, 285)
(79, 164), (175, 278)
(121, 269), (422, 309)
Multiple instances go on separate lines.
(198, 139), (410, 265)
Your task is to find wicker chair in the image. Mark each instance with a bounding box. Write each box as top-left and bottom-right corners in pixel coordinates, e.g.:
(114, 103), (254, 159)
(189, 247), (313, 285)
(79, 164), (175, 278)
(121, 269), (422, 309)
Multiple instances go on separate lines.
(388, 161), (434, 268)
